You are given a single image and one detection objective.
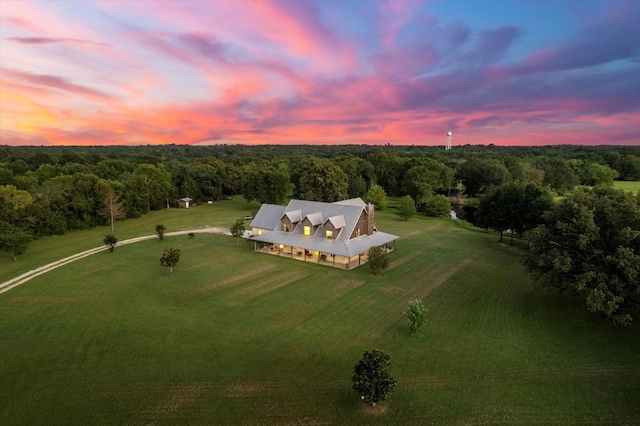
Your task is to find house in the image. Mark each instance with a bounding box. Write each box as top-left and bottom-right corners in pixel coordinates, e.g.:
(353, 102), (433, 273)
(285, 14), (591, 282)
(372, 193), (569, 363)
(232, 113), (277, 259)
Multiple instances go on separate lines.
(178, 197), (192, 208)
(247, 198), (398, 269)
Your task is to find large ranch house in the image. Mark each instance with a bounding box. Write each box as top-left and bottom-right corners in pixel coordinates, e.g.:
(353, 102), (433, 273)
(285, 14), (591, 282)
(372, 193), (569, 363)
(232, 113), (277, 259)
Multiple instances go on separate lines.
(246, 198), (398, 269)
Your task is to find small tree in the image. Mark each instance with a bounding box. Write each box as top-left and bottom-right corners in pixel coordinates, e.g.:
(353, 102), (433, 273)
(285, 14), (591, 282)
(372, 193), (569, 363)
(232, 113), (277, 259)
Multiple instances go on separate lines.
(103, 234), (118, 253)
(396, 195), (416, 221)
(420, 194), (451, 217)
(230, 218), (245, 247)
(155, 224), (166, 241)
(160, 247), (181, 273)
(0, 223), (32, 261)
(405, 299), (428, 335)
(363, 185), (388, 209)
(368, 245), (389, 275)
(100, 187), (125, 233)
(352, 350), (397, 407)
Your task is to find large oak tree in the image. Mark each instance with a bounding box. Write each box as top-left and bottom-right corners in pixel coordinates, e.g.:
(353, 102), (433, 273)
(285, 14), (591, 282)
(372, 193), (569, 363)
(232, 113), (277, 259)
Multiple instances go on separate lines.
(525, 187), (640, 325)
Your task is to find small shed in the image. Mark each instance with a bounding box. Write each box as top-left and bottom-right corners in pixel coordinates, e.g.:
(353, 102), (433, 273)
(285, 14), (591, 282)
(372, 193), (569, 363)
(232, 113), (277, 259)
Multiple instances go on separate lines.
(178, 197), (193, 208)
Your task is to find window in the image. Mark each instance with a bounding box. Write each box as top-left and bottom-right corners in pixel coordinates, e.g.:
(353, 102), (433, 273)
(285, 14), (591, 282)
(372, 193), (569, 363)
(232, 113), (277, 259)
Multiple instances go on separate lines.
(356, 228), (361, 237)
(326, 230), (333, 239)
(257, 229), (263, 236)
(304, 226), (311, 236)
(283, 223), (290, 232)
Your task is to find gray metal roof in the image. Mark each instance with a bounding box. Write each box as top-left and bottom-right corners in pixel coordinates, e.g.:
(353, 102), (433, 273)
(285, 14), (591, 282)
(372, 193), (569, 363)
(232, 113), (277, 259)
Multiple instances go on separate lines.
(305, 212), (324, 226)
(325, 215), (346, 229)
(247, 198), (398, 257)
(284, 199), (366, 242)
(250, 204), (286, 229)
(283, 209), (302, 223)
(333, 198), (367, 207)
(250, 230), (398, 257)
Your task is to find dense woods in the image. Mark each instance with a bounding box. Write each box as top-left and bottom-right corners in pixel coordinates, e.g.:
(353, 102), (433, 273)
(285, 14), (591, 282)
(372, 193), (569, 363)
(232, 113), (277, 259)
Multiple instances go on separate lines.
(1, 144), (638, 236)
(1, 144), (639, 322)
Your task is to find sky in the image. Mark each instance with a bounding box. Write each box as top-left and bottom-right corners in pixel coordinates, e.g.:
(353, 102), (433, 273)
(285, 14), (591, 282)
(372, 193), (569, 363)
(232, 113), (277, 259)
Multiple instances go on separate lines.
(1, 0), (639, 147)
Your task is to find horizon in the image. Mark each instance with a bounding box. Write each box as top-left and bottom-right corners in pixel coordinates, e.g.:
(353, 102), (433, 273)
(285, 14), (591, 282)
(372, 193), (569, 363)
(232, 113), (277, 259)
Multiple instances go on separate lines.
(1, 0), (639, 147)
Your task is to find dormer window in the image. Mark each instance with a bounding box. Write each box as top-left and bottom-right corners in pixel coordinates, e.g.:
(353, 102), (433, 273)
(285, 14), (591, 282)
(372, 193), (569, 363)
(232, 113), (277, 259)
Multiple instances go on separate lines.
(283, 223), (290, 232)
(304, 226), (311, 236)
(326, 230), (333, 239)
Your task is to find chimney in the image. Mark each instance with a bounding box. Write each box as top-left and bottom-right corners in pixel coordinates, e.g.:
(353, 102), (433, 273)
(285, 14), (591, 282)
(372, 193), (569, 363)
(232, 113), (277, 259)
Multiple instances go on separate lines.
(367, 203), (374, 235)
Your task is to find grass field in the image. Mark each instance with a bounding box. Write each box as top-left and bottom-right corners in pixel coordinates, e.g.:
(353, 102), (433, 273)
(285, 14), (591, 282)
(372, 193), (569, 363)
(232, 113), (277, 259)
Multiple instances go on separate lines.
(613, 180), (640, 194)
(1, 200), (639, 424)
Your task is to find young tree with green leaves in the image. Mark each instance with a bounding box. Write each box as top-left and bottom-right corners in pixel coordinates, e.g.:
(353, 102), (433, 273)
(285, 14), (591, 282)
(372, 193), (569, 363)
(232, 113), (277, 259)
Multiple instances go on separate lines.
(352, 350), (397, 407)
(230, 218), (245, 247)
(405, 299), (428, 335)
(160, 247), (181, 273)
(103, 234), (117, 253)
(0, 222), (32, 260)
(155, 224), (166, 241)
(363, 185), (388, 209)
(420, 194), (451, 217)
(396, 195), (416, 221)
(367, 245), (389, 275)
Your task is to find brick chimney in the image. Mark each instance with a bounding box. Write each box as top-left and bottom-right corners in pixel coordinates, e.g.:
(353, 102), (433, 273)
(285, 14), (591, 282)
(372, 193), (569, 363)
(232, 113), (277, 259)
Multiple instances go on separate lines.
(367, 203), (375, 235)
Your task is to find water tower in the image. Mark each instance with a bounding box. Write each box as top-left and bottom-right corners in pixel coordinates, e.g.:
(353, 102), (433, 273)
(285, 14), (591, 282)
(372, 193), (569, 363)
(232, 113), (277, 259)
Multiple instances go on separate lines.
(445, 131), (452, 150)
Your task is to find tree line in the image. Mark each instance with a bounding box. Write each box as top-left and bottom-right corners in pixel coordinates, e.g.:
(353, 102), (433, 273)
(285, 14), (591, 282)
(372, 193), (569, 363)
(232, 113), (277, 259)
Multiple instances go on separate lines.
(1, 144), (638, 243)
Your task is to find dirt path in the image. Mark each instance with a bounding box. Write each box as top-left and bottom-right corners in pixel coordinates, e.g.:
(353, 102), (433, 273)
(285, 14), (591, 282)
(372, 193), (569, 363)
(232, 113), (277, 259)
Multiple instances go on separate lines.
(0, 227), (231, 295)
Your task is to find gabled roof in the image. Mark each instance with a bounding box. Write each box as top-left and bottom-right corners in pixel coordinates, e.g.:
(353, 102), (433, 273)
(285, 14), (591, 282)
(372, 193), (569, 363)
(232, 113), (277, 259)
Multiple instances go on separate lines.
(325, 215), (346, 229)
(333, 198), (367, 207)
(282, 199), (367, 242)
(248, 198), (397, 257)
(178, 197), (192, 202)
(305, 212), (323, 226)
(282, 209), (302, 223)
(251, 204), (286, 229)
(249, 230), (397, 257)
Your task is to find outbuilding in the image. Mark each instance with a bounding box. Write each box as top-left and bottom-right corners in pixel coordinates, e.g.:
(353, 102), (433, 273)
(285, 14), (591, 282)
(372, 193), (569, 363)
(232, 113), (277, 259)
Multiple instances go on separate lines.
(178, 197), (193, 208)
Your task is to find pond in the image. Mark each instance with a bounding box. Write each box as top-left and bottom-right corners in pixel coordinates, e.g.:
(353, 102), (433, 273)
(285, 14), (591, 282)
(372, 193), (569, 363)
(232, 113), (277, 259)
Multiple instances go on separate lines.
(450, 203), (479, 226)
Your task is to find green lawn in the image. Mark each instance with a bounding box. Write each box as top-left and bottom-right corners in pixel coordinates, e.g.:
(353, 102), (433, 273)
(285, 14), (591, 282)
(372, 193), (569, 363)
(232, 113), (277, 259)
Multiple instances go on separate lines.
(613, 180), (640, 194)
(0, 197), (261, 281)
(1, 204), (639, 424)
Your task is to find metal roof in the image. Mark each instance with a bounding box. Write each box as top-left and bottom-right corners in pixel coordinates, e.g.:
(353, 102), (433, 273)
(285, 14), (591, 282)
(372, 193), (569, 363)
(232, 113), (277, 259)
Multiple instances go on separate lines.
(283, 209), (302, 223)
(250, 230), (398, 257)
(247, 198), (398, 257)
(284, 199), (366, 242)
(305, 212), (324, 226)
(333, 198), (367, 207)
(250, 204), (286, 229)
(325, 214), (346, 229)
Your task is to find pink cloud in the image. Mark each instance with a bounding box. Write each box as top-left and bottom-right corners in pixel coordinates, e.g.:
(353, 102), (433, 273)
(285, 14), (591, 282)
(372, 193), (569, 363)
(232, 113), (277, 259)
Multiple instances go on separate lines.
(2, 68), (114, 100)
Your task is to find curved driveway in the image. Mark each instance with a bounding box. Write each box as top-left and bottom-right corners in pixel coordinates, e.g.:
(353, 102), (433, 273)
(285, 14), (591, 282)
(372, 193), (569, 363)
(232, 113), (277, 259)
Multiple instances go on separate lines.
(0, 227), (231, 295)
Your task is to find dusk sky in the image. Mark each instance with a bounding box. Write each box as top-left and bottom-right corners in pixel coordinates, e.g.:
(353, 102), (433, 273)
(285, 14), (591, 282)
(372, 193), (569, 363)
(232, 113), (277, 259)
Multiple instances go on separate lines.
(1, 0), (639, 147)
